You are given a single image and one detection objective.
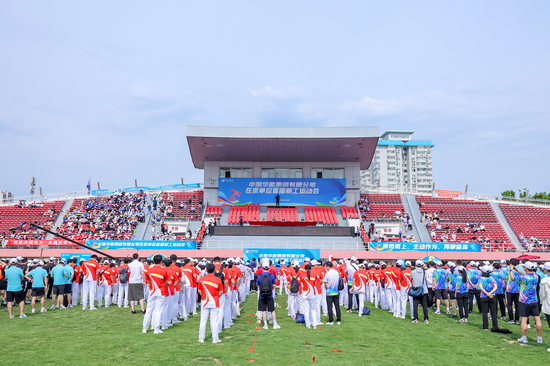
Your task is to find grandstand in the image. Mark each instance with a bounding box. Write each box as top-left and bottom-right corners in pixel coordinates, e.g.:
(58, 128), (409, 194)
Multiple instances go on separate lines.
(499, 203), (550, 251)
(0, 201), (64, 240)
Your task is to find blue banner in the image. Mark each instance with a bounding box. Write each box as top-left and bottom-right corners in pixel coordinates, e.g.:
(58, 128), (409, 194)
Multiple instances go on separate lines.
(218, 178), (346, 206)
(92, 183), (201, 196)
(86, 240), (197, 250)
(368, 242), (481, 252)
(60, 253), (92, 262)
(243, 248), (321, 265)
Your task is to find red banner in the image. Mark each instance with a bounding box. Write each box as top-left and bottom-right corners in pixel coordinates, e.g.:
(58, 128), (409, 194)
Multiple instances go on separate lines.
(435, 189), (462, 198)
(6, 239), (81, 247)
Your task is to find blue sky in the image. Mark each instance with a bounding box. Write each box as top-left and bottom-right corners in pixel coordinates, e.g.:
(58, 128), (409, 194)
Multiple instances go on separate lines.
(1, 1), (549, 198)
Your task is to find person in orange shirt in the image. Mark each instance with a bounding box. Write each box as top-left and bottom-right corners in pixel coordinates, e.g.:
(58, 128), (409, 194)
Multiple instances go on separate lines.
(230, 259), (242, 319)
(391, 261), (403, 317)
(109, 261), (120, 306)
(398, 261), (412, 319)
(287, 261), (302, 319)
(97, 260), (114, 307)
(212, 257), (228, 333)
(161, 259), (177, 330)
(366, 263), (376, 304)
(372, 263), (382, 309)
(381, 262), (394, 311)
(71, 258), (83, 307)
(168, 255), (183, 324)
(197, 262), (224, 343)
(81, 255), (99, 310)
(311, 260), (327, 324)
(142, 255), (170, 334)
(117, 258), (131, 308)
(352, 263), (369, 316)
(337, 260), (348, 307)
(299, 264), (319, 329)
(182, 259), (198, 317)
(279, 261), (289, 295)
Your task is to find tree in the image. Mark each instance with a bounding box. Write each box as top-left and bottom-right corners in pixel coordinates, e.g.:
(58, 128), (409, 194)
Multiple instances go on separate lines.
(532, 192), (550, 200)
(501, 190), (515, 197)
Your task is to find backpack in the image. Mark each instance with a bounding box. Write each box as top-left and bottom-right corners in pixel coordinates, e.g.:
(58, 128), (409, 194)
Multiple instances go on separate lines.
(362, 307), (371, 316)
(119, 267), (129, 284)
(290, 275), (300, 294)
(338, 276), (345, 291)
(260, 273), (272, 298)
(214, 267), (225, 283)
(295, 313), (305, 323)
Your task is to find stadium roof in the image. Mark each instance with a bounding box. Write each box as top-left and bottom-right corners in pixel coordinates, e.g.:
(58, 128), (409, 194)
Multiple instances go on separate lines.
(377, 140), (435, 147)
(380, 130), (414, 139)
(186, 126), (379, 169)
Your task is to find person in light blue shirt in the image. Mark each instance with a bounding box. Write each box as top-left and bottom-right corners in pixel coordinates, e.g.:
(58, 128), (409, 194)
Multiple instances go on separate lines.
(26, 262), (49, 313)
(5, 258), (26, 318)
(64, 264), (75, 307)
(51, 260), (68, 309)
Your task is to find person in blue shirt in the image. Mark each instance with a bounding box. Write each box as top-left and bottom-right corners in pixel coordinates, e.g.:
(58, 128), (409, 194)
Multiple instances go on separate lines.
(64, 263), (75, 307)
(491, 262), (506, 319)
(25, 262), (49, 313)
(5, 258), (26, 318)
(256, 259), (280, 330)
(478, 265), (498, 331)
(510, 261), (543, 344)
(51, 260), (68, 310)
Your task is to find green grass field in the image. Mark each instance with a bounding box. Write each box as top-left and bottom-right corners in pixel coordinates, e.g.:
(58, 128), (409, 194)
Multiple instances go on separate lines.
(1, 293), (548, 365)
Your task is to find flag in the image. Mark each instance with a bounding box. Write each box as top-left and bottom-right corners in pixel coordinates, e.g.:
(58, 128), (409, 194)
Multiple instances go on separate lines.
(86, 177), (91, 195)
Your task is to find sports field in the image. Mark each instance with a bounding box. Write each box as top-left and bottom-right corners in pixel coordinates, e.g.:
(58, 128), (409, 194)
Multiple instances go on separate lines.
(1, 294), (548, 365)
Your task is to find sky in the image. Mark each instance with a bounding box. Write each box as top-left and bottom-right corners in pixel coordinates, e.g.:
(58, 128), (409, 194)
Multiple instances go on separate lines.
(1, 1), (549, 199)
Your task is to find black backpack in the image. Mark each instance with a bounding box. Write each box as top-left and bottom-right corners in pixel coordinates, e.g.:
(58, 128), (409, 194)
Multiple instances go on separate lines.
(214, 267), (225, 283)
(290, 275), (300, 294)
(260, 272), (272, 298)
(338, 276), (345, 291)
(119, 267), (129, 284)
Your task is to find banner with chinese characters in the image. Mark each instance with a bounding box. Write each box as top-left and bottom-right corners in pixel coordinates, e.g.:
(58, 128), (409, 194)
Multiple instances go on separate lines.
(243, 248), (321, 265)
(218, 178), (346, 206)
(368, 242), (481, 252)
(6, 239), (81, 247)
(60, 253), (92, 262)
(86, 240), (197, 250)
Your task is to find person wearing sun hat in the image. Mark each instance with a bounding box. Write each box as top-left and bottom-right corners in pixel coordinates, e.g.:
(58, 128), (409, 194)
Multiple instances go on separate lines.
(511, 261), (544, 344)
(5, 258), (26, 318)
(479, 265), (499, 331)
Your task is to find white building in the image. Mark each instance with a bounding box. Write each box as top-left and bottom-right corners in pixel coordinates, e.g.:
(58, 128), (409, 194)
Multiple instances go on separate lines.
(0, 190), (14, 205)
(361, 130), (434, 193)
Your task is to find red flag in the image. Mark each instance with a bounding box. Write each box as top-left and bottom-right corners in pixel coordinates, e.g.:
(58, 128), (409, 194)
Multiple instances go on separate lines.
(251, 340), (256, 343)
(256, 327), (260, 331)
(247, 361), (256, 363)
(305, 341), (308, 344)
(250, 347), (254, 352)
(248, 320), (251, 322)
(250, 313), (255, 316)
(313, 356), (316, 362)
(318, 328), (323, 330)
(252, 334), (257, 337)
(332, 350), (343, 353)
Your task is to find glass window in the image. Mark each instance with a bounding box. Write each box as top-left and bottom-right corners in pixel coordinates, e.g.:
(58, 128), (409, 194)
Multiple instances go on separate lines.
(242, 168), (253, 178)
(290, 169), (302, 178)
(220, 168), (230, 178)
(323, 169), (333, 179)
(311, 168), (322, 178)
(275, 169), (289, 178)
(262, 168), (275, 178)
(230, 168), (243, 178)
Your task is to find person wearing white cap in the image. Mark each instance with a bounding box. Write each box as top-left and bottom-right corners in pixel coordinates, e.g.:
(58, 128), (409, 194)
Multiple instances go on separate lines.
(478, 265), (499, 331)
(118, 258), (131, 308)
(467, 262), (482, 314)
(339, 259), (349, 307)
(300, 263), (320, 329)
(50, 259), (68, 310)
(287, 261), (302, 320)
(351, 263), (368, 316)
(345, 257), (359, 312)
(5, 258), (27, 318)
(256, 258), (280, 330)
(510, 261), (544, 344)
(25, 261), (49, 313)
(97, 260), (113, 308)
(432, 261), (450, 315)
(397, 261), (412, 319)
(410, 260), (429, 324)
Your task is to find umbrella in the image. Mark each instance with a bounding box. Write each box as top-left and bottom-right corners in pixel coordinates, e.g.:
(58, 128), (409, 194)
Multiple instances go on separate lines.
(147, 254), (167, 260)
(515, 254), (540, 261)
(421, 256), (440, 263)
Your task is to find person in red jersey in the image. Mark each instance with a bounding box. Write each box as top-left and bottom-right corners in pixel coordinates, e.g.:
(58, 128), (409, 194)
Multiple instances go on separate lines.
(109, 261), (120, 305)
(117, 258), (131, 308)
(391, 261), (403, 318)
(398, 261), (413, 319)
(311, 260), (326, 324)
(198, 262), (224, 343)
(169, 254), (184, 324)
(300, 264), (319, 329)
(352, 263), (369, 316)
(182, 258), (199, 316)
(279, 261), (289, 295)
(142, 255), (171, 334)
(70, 258), (83, 307)
(287, 261), (302, 319)
(160, 259), (176, 330)
(97, 260), (113, 308)
(81, 255), (99, 310)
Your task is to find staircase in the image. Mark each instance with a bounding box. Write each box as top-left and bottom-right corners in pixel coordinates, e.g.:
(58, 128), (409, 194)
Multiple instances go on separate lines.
(46, 198), (74, 239)
(489, 201), (522, 250)
(401, 195), (432, 243)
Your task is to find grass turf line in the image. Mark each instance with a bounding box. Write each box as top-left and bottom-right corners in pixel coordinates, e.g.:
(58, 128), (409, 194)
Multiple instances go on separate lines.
(0, 294), (548, 366)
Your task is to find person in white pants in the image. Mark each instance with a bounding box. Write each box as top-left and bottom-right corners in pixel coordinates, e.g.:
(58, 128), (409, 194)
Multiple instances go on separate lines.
(381, 262), (394, 312)
(142, 255), (170, 334)
(198, 263), (224, 343)
(399, 261), (413, 319)
(97, 261), (112, 308)
(81, 255), (100, 310)
(352, 263), (369, 316)
(71, 258), (84, 306)
(118, 259), (130, 308)
(300, 264), (319, 329)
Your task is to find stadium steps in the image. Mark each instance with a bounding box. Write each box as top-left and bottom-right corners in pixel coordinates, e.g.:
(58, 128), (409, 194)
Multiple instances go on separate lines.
(139, 195), (156, 240)
(202, 235), (365, 250)
(46, 198), (74, 240)
(334, 206), (344, 227)
(489, 201), (521, 249)
(401, 194), (432, 242)
(219, 206), (231, 226)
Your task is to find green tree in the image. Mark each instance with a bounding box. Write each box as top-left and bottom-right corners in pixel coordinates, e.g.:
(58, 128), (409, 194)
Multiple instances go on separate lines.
(532, 192), (550, 200)
(501, 190), (515, 197)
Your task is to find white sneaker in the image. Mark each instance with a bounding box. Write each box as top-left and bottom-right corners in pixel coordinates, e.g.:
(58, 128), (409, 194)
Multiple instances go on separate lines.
(32, 308), (36, 313)
(154, 329), (163, 334)
(527, 324), (531, 329)
(317, 322), (324, 325)
(20, 314), (27, 318)
(400, 316), (405, 319)
(119, 305), (122, 308)
(323, 313), (328, 317)
(124, 306), (130, 308)
(263, 324), (268, 330)
(313, 326), (317, 329)
(337, 322), (341, 325)
(326, 322), (334, 325)
(161, 326), (169, 330)
(517, 336), (528, 343)
(41, 308), (47, 313)
(142, 329), (147, 334)
(306, 326), (311, 329)
(192, 312), (198, 315)
(172, 319), (181, 324)
(50, 305), (55, 310)
(198, 339), (204, 343)
(82, 307), (87, 310)
(537, 337), (543, 344)
(90, 307), (97, 310)
(273, 323), (281, 329)
(212, 339), (222, 344)
(60, 305), (66, 309)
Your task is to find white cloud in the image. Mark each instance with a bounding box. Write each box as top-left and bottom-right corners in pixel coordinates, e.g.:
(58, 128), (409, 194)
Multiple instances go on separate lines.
(249, 86), (307, 99)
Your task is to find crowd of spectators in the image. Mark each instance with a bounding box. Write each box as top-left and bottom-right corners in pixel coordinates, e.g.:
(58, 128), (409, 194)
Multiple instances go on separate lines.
(520, 232), (550, 252)
(56, 192), (146, 241)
